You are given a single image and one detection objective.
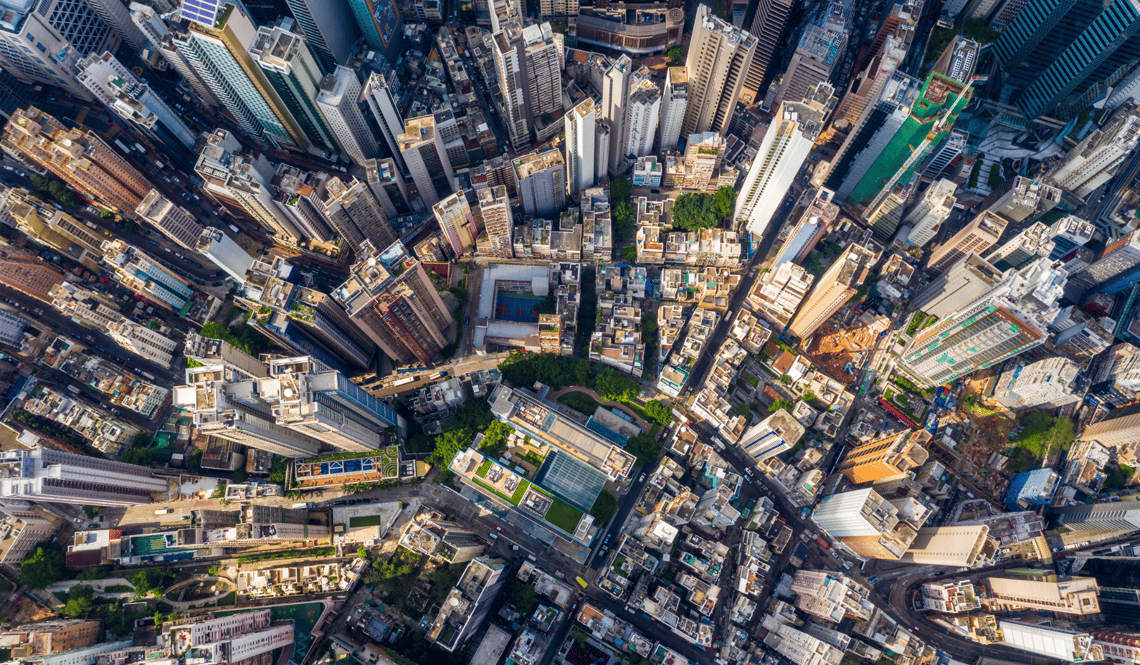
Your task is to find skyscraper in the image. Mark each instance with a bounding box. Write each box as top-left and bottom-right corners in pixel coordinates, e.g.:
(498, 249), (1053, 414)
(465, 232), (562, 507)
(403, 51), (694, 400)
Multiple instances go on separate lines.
(740, 0), (794, 104)
(320, 176), (398, 253)
(0, 245), (66, 304)
(735, 83), (836, 236)
(1047, 110), (1140, 198)
(811, 487), (918, 560)
(770, 14), (848, 111)
(514, 148), (566, 217)
(770, 189), (840, 269)
(3, 107), (154, 214)
(174, 366), (305, 457)
(0, 448), (168, 506)
(905, 179), (958, 247)
(748, 261), (814, 327)
(103, 240), (195, 311)
(1064, 230), (1140, 299)
(837, 429), (930, 484)
(316, 65), (379, 166)
(399, 114), (455, 208)
(625, 68), (661, 161)
(789, 239), (881, 340)
(281, 0), (361, 73)
(362, 72), (407, 171)
(926, 211), (1008, 275)
(994, 356), (1081, 409)
(833, 32), (909, 129)
(1079, 402), (1140, 448)
(993, 0), (1140, 120)
(259, 355), (401, 452)
(174, 3), (309, 151)
(332, 240), (454, 365)
(348, 0), (403, 66)
(433, 192), (477, 258)
(911, 253), (1005, 320)
(75, 52), (197, 149)
(491, 21), (561, 146)
(900, 258), (1067, 387)
(249, 22), (337, 153)
(564, 97), (597, 198)
(198, 227), (256, 283)
(475, 186), (513, 259)
(839, 38), (977, 223)
(659, 66), (688, 152)
(602, 55), (632, 175)
(984, 222), (1054, 272)
(682, 4), (757, 136)
(426, 557), (507, 651)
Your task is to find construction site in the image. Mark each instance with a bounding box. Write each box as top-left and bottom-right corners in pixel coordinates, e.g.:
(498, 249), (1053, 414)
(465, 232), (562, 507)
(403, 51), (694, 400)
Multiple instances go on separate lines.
(805, 322), (879, 385)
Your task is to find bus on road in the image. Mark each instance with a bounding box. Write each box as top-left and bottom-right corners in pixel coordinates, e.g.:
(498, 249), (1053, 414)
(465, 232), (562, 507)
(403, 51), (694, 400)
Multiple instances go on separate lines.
(575, 576), (588, 589)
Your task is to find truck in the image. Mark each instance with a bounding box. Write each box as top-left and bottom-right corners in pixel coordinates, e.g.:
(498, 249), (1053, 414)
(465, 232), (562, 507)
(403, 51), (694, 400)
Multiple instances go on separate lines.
(392, 375), (417, 387)
(291, 502), (313, 509)
(155, 509), (172, 515)
(154, 160), (164, 169)
(139, 371), (156, 381)
(228, 224), (240, 234)
(67, 385), (81, 395)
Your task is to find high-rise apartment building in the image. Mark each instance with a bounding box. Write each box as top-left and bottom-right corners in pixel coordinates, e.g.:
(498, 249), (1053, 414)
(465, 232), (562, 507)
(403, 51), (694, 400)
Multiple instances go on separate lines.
(515, 148), (566, 217)
(985, 576), (1100, 615)
(160, 32), (224, 109)
(316, 65), (379, 166)
(135, 189), (205, 251)
(905, 179), (958, 247)
(748, 261), (814, 328)
(602, 55), (632, 175)
(912, 253), (1005, 320)
(0, 244), (66, 303)
(249, 22), (337, 153)
(0, 619), (101, 654)
(281, 0), (360, 73)
(399, 114), (455, 208)
(426, 557), (507, 651)
(174, 3), (311, 151)
(347, 0), (403, 64)
(682, 4), (757, 136)
(788, 240), (881, 340)
(901, 526), (995, 567)
(185, 334), (269, 380)
(927, 211), (1008, 275)
(832, 31), (908, 129)
(103, 240), (195, 311)
(320, 176), (397, 253)
(1048, 111), (1140, 198)
(8, 196), (104, 271)
(0, 501), (59, 564)
(994, 356), (1081, 409)
(239, 257), (374, 370)
(735, 83), (836, 236)
(491, 21), (561, 145)
(475, 186), (513, 259)
(771, 17), (848, 111)
(680, 132), (726, 191)
(659, 66), (688, 152)
(0, 448), (168, 506)
(0, 0), (121, 102)
(332, 240), (454, 365)
(837, 429), (930, 485)
(1080, 403), (1140, 448)
(1057, 498), (1140, 531)
(259, 355), (401, 452)
(737, 410), (806, 462)
(175, 365), (323, 457)
(564, 97), (597, 198)
(901, 258), (1067, 387)
(399, 506), (485, 563)
(1065, 231), (1140, 299)
(981, 176), (1061, 224)
(838, 38), (976, 219)
(984, 222), (1054, 272)
(272, 164), (335, 242)
(993, 0), (1140, 120)
(362, 72), (407, 171)
(812, 487), (918, 560)
(741, 0), (794, 103)
(197, 227), (256, 284)
(770, 189), (840, 269)
(625, 68), (661, 160)
(433, 192), (477, 258)
(75, 52), (197, 149)
(3, 107), (154, 214)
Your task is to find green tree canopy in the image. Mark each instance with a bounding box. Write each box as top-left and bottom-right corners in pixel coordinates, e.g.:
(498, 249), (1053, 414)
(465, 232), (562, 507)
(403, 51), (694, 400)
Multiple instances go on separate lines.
(429, 428), (475, 469)
(479, 421), (512, 459)
(621, 245), (637, 262)
(503, 577), (539, 615)
(712, 187), (737, 219)
(610, 176), (631, 203)
(19, 543), (65, 589)
(771, 398), (794, 412)
(589, 490), (618, 525)
(667, 46), (684, 66)
(612, 199), (634, 242)
(60, 585), (94, 617)
(671, 193), (720, 231)
(119, 448), (152, 466)
(595, 369), (638, 403)
(644, 400), (672, 426)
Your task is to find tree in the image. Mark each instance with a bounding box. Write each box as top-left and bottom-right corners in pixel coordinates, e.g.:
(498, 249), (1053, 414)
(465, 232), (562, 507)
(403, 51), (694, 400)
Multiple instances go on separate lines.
(231, 468), (247, 484)
(671, 193), (720, 231)
(60, 585), (94, 618)
(268, 455), (286, 483)
(667, 46), (684, 66)
(134, 433), (150, 447)
(356, 547), (370, 559)
(119, 448), (152, 466)
(130, 568), (167, 597)
(712, 187), (736, 219)
(626, 432), (662, 467)
(589, 490), (618, 525)
(644, 400), (672, 426)
(621, 245), (637, 263)
(99, 210), (115, 221)
(777, 375), (792, 385)
(429, 428), (474, 469)
(610, 176), (631, 203)
(479, 421), (512, 459)
(503, 577), (539, 615)
(83, 506), (100, 519)
(18, 543), (65, 589)
(732, 403), (751, 416)
(595, 369), (638, 403)
(612, 199), (634, 242)
(771, 398), (794, 412)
